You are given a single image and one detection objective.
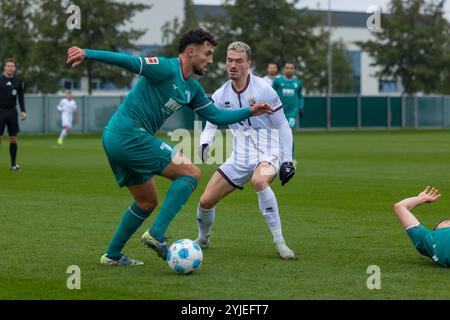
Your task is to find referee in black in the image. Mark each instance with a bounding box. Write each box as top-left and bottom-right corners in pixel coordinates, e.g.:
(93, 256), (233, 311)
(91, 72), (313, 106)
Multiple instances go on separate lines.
(0, 58), (27, 171)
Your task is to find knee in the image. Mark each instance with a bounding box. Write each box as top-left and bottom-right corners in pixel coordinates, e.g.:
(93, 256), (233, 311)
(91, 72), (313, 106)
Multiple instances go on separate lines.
(199, 195), (215, 210)
(251, 177), (269, 192)
(136, 199), (158, 212)
(189, 165), (201, 181)
(9, 137), (17, 143)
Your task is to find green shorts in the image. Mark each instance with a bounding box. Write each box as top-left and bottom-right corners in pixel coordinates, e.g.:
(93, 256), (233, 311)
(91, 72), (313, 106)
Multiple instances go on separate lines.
(102, 129), (176, 187)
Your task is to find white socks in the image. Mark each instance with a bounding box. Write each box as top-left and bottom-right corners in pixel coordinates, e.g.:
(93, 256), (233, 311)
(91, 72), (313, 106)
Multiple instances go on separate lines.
(59, 129), (68, 140)
(257, 186), (283, 242)
(197, 205), (215, 241)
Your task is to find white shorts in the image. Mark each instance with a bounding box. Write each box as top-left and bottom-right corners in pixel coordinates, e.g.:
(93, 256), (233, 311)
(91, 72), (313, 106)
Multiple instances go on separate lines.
(217, 153), (281, 189)
(62, 115), (73, 128)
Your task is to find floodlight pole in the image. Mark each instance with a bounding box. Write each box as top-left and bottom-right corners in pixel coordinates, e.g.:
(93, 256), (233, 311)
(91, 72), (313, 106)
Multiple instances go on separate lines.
(327, 0), (332, 130)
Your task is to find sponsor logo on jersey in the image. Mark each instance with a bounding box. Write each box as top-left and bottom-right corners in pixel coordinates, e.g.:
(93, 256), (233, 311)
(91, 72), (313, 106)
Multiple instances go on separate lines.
(12, 89), (17, 96)
(145, 57), (159, 64)
(282, 88), (295, 96)
(163, 98), (183, 117)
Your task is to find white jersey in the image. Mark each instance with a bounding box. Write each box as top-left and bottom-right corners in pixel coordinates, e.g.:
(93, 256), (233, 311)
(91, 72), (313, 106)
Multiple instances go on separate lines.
(201, 74), (293, 166)
(262, 75), (279, 86)
(57, 98), (77, 128)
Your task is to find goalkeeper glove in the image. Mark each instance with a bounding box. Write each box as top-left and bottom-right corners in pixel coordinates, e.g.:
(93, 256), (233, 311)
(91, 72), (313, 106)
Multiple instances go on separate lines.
(279, 161), (296, 186)
(199, 143), (210, 163)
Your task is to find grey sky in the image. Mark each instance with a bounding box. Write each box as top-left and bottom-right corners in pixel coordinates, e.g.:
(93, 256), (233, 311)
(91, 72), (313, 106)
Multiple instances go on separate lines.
(126, 0), (450, 45)
(194, 0), (450, 15)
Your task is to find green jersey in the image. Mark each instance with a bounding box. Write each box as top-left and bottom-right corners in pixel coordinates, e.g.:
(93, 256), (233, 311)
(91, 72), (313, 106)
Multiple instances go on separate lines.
(85, 50), (253, 135)
(272, 76), (304, 118)
(407, 224), (450, 267)
(85, 49), (255, 187)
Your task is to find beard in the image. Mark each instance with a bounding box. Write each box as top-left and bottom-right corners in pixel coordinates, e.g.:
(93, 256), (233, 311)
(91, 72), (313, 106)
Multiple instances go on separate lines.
(193, 64), (206, 76)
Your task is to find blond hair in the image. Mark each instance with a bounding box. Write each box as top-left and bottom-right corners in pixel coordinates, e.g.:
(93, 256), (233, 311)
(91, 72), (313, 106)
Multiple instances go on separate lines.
(227, 41), (251, 60)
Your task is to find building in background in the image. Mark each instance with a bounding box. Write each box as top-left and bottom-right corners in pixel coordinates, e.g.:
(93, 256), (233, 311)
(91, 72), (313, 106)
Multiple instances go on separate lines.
(69, 2), (401, 96)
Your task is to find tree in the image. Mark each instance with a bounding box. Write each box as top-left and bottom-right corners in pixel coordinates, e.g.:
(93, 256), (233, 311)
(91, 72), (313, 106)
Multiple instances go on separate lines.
(0, 0), (151, 94)
(158, 0), (354, 94)
(64, 0), (151, 95)
(0, 0), (37, 91)
(159, 0), (198, 57)
(196, 0), (326, 93)
(330, 41), (354, 94)
(357, 0), (450, 95)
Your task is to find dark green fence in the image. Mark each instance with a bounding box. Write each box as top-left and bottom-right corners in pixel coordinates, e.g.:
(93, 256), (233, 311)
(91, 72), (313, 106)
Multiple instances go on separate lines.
(19, 95), (450, 133)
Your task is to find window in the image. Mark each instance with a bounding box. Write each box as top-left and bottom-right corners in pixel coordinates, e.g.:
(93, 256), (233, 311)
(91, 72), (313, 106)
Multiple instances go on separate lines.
(379, 81), (399, 93)
(345, 51), (361, 94)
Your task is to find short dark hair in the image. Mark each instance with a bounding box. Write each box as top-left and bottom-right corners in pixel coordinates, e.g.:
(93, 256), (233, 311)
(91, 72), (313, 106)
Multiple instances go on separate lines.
(284, 62), (295, 68)
(178, 28), (218, 53)
(3, 58), (16, 66)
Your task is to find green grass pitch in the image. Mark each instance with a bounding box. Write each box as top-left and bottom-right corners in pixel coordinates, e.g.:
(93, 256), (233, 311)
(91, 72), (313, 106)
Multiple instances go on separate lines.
(0, 130), (449, 299)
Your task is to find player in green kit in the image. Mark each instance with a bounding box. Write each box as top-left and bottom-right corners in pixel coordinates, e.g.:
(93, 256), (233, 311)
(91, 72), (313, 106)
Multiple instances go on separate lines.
(394, 186), (450, 267)
(272, 62), (304, 129)
(66, 28), (273, 266)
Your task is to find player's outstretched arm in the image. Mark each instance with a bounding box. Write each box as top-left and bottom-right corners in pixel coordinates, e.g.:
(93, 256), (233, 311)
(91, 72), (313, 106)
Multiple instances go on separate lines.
(196, 102), (273, 126)
(67, 47), (142, 74)
(394, 186), (441, 229)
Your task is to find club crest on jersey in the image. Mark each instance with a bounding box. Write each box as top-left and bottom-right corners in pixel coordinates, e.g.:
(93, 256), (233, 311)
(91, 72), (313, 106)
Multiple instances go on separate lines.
(248, 97), (256, 107)
(145, 57), (159, 64)
(185, 90), (191, 102)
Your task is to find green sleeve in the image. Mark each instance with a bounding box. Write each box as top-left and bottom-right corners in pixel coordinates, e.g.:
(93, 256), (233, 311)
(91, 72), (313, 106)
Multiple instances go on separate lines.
(272, 77), (280, 92)
(298, 80), (304, 110)
(196, 103), (252, 126)
(85, 50), (173, 82)
(406, 224), (433, 258)
(85, 49), (142, 74)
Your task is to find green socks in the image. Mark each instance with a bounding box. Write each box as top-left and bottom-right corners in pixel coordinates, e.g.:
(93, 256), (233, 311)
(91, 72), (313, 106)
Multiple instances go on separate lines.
(106, 202), (153, 259)
(150, 176), (198, 242)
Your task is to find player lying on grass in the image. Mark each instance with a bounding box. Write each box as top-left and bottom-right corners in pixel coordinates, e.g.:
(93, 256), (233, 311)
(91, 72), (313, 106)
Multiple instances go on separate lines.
(195, 41), (296, 260)
(66, 28), (273, 266)
(394, 186), (450, 267)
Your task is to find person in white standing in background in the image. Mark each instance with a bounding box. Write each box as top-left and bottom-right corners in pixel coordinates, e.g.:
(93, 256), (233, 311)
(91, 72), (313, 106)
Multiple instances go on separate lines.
(57, 90), (77, 145)
(262, 63), (279, 86)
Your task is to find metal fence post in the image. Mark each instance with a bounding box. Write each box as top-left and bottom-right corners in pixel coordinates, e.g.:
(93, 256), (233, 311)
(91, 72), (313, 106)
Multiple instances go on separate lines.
(445, 96), (449, 129)
(44, 95), (49, 134)
(401, 95), (405, 129)
(83, 95), (88, 133)
(414, 96), (418, 129)
(357, 94), (361, 130)
(387, 95), (391, 130)
(326, 95), (331, 130)
(442, 95), (446, 129)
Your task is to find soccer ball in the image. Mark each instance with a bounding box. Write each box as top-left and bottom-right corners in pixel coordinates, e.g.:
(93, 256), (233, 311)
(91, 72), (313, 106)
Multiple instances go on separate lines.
(167, 239), (203, 274)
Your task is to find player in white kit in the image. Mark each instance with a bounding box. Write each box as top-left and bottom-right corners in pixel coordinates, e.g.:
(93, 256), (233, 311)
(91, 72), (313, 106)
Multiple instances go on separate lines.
(196, 42), (296, 260)
(57, 91), (77, 145)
